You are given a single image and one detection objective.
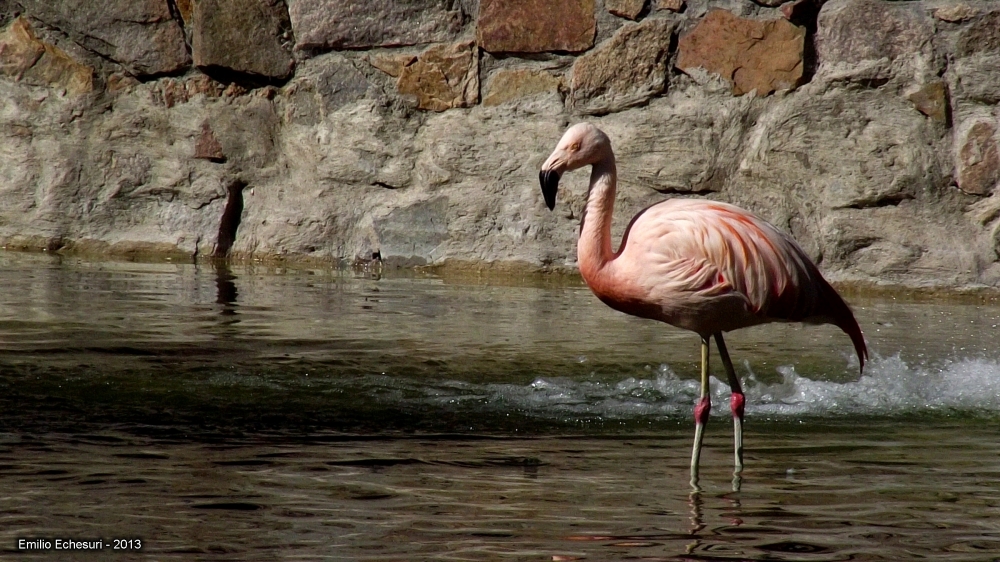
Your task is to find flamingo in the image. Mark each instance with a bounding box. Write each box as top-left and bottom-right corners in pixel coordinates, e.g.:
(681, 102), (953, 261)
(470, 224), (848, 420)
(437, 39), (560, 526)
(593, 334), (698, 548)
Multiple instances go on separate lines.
(539, 123), (867, 488)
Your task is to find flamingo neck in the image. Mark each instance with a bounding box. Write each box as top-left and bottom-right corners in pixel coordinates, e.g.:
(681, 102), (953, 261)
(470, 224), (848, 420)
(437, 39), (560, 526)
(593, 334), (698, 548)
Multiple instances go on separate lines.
(577, 157), (617, 279)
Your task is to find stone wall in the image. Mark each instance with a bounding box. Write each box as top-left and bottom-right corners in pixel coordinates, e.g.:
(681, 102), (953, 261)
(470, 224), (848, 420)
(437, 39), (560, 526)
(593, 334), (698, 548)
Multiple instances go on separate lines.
(1, 0), (1000, 289)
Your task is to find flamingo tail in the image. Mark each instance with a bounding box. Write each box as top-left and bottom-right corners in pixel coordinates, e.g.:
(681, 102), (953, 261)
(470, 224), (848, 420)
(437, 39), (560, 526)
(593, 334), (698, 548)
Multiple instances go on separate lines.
(815, 278), (868, 373)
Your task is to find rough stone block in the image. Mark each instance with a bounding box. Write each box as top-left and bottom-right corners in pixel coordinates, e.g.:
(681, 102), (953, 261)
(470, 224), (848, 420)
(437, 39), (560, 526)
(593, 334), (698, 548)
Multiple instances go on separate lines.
(15, 0), (189, 76)
(289, 0), (462, 51)
(369, 53), (416, 78)
(396, 41), (478, 112)
(907, 81), (948, 124)
(106, 72), (140, 95)
(956, 118), (1000, 196)
(657, 0), (685, 12)
(191, 0), (294, 80)
(315, 56), (374, 111)
(676, 10), (804, 96)
(375, 197), (449, 263)
(607, 0), (645, 20)
(934, 4), (978, 23)
(599, 90), (758, 196)
(211, 96), (281, 169)
(150, 75), (224, 108)
(0, 17), (43, 78)
(816, 0), (932, 66)
(478, 0), (595, 53)
(950, 54), (1000, 105)
(948, 11), (1000, 106)
(194, 122), (226, 162)
(175, 0), (195, 24)
(955, 10), (1000, 57)
(571, 18), (675, 114)
(0, 17), (93, 95)
(739, 86), (939, 212)
(483, 68), (561, 107)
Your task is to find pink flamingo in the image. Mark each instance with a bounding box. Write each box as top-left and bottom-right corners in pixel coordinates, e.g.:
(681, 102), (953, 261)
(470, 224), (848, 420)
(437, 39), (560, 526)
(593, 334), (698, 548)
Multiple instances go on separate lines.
(539, 123), (867, 487)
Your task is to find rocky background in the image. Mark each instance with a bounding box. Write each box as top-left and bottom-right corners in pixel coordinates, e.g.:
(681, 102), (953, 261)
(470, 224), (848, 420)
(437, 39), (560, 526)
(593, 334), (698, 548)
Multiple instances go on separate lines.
(1, 0), (999, 289)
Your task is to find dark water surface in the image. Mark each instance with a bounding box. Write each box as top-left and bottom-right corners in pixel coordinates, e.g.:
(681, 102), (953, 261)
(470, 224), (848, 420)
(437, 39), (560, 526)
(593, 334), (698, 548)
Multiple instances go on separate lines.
(1, 254), (999, 560)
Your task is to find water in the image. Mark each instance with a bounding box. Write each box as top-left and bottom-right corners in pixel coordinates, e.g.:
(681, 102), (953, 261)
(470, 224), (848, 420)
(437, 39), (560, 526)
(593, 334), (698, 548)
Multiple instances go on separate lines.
(1, 254), (1000, 560)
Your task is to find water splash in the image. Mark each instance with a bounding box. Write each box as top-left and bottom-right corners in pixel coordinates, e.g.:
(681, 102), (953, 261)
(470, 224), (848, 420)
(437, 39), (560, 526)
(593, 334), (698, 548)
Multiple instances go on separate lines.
(380, 353), (1000, 421)
(746, 353), (1000, 417)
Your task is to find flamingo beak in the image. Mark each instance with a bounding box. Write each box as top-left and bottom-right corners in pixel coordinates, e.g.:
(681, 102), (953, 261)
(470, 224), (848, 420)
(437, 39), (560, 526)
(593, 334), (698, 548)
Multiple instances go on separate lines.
(539, 169), (560, 211)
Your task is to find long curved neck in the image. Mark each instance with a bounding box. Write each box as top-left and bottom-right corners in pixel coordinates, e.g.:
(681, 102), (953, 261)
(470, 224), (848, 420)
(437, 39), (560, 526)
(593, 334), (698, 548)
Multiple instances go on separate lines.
(577, 156), (617, 278)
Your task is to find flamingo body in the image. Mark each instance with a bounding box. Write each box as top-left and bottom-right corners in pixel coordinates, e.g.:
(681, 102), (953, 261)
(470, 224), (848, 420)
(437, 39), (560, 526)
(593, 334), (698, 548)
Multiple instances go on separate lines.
(585, 198), (866, 359)
(539, 122), (867, 489)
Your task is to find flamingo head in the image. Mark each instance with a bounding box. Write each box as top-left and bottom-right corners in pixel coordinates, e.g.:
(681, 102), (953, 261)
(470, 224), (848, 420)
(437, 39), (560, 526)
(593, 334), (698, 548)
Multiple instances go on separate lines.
(539, 123), (612, 211)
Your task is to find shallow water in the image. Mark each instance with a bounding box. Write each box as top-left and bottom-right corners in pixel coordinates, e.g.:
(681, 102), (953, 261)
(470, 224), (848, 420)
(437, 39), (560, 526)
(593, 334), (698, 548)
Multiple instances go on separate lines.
(1, 254), (1000, 560)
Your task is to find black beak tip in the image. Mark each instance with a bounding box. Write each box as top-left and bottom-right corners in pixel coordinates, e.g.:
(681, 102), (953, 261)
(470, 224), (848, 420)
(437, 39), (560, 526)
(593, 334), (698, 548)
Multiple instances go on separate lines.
(539, 169), (560, 211)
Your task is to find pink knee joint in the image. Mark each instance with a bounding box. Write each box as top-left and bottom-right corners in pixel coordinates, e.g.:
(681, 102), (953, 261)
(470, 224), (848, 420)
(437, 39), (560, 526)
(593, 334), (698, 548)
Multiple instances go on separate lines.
(730, 392), (745, 420)
(694, 396), (711, 426)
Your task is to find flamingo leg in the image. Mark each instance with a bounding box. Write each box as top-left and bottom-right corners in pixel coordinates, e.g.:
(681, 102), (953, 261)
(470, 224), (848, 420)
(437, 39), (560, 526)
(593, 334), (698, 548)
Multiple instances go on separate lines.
(714, 332), (745, 478)
(690, 336), (711, 489)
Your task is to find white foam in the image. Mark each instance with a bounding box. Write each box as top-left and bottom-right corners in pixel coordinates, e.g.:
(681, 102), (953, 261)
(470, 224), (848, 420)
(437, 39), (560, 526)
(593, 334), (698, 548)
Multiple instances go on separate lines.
(745, 353), (1000, 417)
(413, 353), (1000, 420)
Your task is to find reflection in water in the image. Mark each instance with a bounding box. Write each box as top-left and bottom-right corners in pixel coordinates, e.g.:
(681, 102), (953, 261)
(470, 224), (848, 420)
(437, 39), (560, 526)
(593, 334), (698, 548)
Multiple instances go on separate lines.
(687, 489), (705, 555)
(724, 493), (744, 527)
(214, 261), (239, 313)
(687, 490), (744, 553)
(352, 250), (383, 280)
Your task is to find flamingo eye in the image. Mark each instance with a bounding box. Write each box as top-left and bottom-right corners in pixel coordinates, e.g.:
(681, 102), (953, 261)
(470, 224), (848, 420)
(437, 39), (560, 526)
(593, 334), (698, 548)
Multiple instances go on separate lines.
(568, 142), (580, 152)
